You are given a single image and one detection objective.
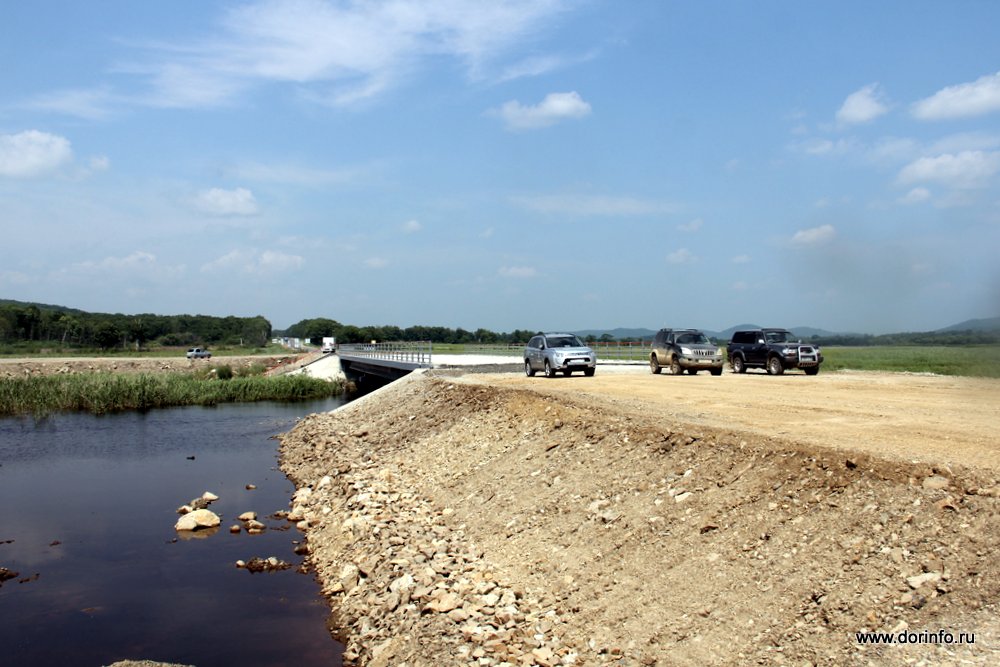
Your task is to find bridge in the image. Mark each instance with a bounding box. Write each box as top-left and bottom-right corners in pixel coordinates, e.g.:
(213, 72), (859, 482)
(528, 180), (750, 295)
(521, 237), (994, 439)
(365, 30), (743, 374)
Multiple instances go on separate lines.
(288, 341), (526, 383)
(336, 341), (433, 381)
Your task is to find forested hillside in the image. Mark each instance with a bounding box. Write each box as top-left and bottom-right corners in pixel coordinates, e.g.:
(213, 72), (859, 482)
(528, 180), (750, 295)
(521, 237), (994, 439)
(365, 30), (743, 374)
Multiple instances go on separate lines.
(0, 300), (271, 350)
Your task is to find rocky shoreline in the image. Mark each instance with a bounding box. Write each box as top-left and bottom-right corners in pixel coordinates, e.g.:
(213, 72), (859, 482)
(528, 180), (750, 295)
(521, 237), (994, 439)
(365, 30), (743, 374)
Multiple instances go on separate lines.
(278, 370), (1000, 666)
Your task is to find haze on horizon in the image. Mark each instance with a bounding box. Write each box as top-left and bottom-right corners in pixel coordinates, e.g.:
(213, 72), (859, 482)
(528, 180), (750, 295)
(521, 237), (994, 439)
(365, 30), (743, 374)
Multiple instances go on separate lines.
(2, 1), (999, 335)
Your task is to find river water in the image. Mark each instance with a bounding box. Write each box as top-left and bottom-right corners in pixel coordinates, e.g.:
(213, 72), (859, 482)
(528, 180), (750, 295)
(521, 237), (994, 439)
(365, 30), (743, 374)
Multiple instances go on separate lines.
(0, 398), (347, 667)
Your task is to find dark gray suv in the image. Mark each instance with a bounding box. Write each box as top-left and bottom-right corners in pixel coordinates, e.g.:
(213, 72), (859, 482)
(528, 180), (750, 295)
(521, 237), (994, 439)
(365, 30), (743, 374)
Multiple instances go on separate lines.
(649, 328), (724, 375)
(524, 333), (597, 378)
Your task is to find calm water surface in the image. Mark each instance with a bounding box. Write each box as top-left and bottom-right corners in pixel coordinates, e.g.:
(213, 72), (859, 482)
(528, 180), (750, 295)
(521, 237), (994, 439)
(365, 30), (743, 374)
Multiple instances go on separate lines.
(0, 399), (347, 667)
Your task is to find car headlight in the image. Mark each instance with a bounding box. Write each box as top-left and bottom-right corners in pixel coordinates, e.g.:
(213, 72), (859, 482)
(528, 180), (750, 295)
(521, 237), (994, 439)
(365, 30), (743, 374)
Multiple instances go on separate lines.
(680, 347), (693, 355)
(553, 352), (565, 362)
(781, 347), (796, 355)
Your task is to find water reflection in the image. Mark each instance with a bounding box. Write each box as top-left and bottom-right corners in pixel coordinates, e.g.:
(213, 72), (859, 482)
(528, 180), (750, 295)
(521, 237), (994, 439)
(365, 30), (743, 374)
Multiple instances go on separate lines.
(0, 399), (345, 667)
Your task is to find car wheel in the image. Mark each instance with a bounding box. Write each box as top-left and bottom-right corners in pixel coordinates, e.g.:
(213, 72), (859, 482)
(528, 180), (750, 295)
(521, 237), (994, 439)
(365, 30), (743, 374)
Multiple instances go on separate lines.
(767, 356), (784, 376)
(544, 360), (556, 378)
(732, 356), (746, 374)
(650, 354), (662, 374)
(584, 368), (595, 377)
(804, 366), (820, 375)
(669, 358), (683, 375)
(524, 360), (535, 377)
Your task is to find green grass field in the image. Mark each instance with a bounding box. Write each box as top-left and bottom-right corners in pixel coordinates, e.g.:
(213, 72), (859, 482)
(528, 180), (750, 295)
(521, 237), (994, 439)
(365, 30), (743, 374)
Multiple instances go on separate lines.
(815, 345), (1000, 378)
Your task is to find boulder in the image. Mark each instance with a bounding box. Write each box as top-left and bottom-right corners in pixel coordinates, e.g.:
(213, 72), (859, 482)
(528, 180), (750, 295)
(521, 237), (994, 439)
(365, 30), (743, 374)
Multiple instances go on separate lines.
(175, 509), (221, 531)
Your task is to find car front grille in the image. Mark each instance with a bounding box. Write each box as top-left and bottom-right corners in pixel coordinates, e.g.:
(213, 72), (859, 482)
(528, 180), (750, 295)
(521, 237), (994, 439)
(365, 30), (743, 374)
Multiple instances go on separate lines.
(693, 349), (717, 357)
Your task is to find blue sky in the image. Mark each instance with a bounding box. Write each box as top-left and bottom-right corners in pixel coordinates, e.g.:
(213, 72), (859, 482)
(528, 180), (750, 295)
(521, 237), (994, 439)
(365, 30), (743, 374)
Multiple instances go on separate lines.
(2, 1), (999, 334)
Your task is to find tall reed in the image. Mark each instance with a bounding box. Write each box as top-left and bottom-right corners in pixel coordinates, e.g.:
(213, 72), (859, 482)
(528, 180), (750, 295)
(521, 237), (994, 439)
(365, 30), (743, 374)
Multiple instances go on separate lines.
(0, 372), (344, 417)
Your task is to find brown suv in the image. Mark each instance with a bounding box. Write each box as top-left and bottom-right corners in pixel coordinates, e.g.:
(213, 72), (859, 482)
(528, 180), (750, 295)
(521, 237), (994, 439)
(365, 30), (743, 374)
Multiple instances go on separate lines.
(649, 328), (724, 375)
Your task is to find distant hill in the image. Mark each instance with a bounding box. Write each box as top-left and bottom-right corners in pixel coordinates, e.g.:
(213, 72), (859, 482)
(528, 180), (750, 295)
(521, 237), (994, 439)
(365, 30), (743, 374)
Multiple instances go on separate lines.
(936, 316), (1000, 333)
(0, 298), (89, 315)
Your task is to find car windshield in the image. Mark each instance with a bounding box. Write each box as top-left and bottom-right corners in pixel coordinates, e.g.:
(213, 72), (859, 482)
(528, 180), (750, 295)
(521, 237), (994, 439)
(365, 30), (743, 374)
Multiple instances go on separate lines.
(546, 335), (584, 348)
(676, 332), (710, 345)
(765, 330), (795, 343)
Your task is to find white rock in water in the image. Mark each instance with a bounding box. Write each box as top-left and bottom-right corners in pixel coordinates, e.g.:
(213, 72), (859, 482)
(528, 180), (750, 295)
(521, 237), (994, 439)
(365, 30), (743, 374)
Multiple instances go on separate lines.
(238, 511), (257, 521)
(202, 491), (219, 501)
(175, 509), (222, 531)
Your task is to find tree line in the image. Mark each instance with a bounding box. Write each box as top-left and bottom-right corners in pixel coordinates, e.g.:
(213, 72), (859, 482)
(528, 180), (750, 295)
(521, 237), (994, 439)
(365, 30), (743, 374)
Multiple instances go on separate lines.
(279, 317), (538, 346)
(0, 300), (271, 350)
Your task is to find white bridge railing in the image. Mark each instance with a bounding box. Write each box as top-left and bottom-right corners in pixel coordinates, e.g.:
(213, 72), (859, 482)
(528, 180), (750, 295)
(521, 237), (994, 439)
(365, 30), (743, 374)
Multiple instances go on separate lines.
(337, 341), (433, 366)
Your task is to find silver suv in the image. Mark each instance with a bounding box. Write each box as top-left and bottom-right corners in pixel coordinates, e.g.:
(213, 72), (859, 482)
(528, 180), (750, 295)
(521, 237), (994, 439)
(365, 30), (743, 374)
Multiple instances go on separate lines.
(649, 328), (723, 375)
(524, 333), (597, 378)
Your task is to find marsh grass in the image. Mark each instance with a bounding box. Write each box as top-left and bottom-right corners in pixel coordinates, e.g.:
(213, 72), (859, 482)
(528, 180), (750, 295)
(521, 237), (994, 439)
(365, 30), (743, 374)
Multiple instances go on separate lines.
(0, 372), (344, 417)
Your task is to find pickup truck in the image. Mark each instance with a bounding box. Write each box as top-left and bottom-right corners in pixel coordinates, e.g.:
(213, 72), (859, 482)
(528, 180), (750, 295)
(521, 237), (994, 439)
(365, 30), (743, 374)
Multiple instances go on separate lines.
(727, 328), (822, 375)
(186, 347), (212, 359)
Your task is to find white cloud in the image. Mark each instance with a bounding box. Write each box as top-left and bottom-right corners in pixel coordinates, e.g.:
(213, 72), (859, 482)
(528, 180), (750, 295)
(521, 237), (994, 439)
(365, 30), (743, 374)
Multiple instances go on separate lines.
(836, 83), (889, 125)
(912, 71), (1000, 120)
(677, 218), (703, 232)
(898, 187), (931, 205)
(494, 91), (591, 130)
(121, 0), (573, 109)
(364, 257), (388, 269)
(512, 193), (675, 216)
(0, 130), (73, 177)
(666, 248), (696, 264)
(897, 151), (1000, 189)
(498, 265), (537, 278)
(195, 187), (259, 216)
(732, 254), (751, 264)
(401, 219), (422, 233)
(791, 224), (836, 246)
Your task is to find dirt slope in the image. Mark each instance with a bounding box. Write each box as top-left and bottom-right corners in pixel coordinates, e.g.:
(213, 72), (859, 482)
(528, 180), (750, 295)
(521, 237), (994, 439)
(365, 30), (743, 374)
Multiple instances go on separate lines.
(279, 370), (1000, 666)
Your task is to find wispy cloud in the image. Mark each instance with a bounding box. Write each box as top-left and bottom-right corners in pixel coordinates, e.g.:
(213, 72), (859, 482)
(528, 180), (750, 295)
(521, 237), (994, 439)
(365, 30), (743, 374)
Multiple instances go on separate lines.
(898, 187), (931, 205)
(791, 224), (836, 246)
(666, 248), (696, 264)
(108, 0), (574, 110)
(498, 265), (537, 278)
(364, 257), (388, 269)
(912, 71), (1000, 120)
(228, 161), (365, 187)
(64, 251), (186, 282)
(497, 49), (597, 82)
(23, 86), (119, 121)
(401, 219), (422, 233)
(493, 91), (591, 130)
(897, 151), (1000, 189)
(202, 248), (303, 273)
(677, 218), (703, 232)
(836, 83), (889, 125)
(195, 187), (259, 216)
(511, 193), (675, 216)
(0, 130), (73, 177)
